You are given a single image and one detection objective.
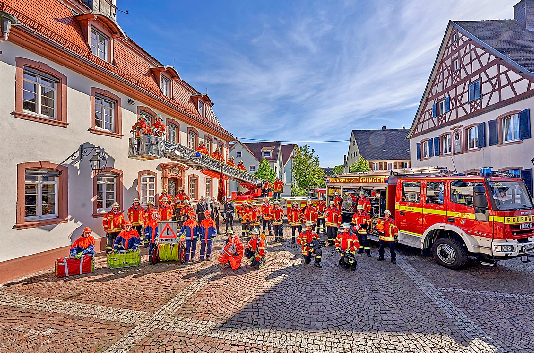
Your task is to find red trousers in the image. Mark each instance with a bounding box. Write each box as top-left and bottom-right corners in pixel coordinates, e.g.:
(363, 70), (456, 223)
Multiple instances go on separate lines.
(218, 253), (242, 270)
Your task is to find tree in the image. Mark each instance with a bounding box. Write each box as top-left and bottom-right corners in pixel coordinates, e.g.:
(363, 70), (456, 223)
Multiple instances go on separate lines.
(255, 158), (276, 183)
(332, 165), (344, 175)
(291, 145), (326, 196)
(350, 156), (371, 173)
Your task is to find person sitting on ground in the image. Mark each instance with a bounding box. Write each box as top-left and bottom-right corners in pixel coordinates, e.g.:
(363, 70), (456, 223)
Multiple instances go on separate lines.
(70, 227), (96, 259)
(113, 222), (141, 252)
(218, 229), (244, 270)
(245, 228), (266, 269)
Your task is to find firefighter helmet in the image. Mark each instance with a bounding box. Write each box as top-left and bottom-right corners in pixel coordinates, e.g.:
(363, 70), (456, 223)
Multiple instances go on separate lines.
(112, 202), (120, 208)
(83, 227), (92, 233)
(357, 204), (364, 210)
(305, 221), (314, 227)
(384, 210), (392, 215)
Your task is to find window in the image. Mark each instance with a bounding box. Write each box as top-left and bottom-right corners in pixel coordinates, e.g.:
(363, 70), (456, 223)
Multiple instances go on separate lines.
(469, 81), (481, 102)
(452, 33), (458, 42)
(168, 123), (178, 144)
(189, 176), (198, 200)
(450, 180), (479, 208)
(387, 162), (393, 170)
(140, 111), (154, 126)
(96, 174), (117, 213)
(422, 140), (429, 158)
(188, 128), (198, 150)
(91, 27), (109, 61)
(25, 170), (58, 221)
(140, 174), (156, 206)
(95, 94), (116, 132)
(402, 182), (421, 203)
(372, 162), (379, 171)
(453, 58), (459, 72)
(206, 178), (212, 198)
(161, 75), (170, 97)
(442, 134), (452, 154)
(426, 182), (444, 205)
(198, 100), (204, 117)
(205, 137), (212, 154)
(467, 125), (479, 150)
(437, 100), (445, 116)
(22, 67), (58, 119)
(263, 151), (272, 158)
(236, 151), (242, 158)
(249, 166), (256, 172)
(502, 114), (520, 142)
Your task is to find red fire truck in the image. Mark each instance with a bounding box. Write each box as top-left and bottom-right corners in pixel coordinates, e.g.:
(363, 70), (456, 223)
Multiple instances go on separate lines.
(386, 170), (534, 269)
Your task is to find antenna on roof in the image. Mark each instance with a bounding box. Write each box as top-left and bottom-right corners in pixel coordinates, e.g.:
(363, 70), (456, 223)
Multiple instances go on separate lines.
(116, 7), (129, 15)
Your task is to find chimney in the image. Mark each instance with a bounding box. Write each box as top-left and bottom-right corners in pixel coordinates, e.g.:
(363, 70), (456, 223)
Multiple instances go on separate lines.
(382, 126), (387, 130)
(515, 0), (534, 31)
(82, 0), (117, 21)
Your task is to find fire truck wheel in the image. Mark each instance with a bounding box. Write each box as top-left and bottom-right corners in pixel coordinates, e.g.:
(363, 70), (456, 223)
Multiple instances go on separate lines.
(431, 238), (468, 270)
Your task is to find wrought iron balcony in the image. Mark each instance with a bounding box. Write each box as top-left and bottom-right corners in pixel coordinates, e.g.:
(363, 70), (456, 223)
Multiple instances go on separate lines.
(128, 134), (262, 185)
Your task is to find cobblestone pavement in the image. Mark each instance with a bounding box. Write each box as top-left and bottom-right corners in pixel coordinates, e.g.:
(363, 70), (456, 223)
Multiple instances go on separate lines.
(1, 224), (533, 352)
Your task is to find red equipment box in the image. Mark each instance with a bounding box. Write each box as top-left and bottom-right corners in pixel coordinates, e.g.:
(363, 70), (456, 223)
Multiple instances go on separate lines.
(55, 255), (94, 278)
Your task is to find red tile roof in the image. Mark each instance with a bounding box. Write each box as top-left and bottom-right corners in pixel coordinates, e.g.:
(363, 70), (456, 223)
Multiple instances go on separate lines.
(0, 0), (232, 139)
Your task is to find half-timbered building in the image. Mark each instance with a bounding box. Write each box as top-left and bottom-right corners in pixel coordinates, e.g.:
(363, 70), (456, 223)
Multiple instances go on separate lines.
(409, 0), (534, 192)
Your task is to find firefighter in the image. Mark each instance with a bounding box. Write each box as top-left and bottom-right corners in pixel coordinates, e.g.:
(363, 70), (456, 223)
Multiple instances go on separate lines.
(377, 210), (398, 264)
(102, 202), (125, 253)
(113, 222), (141, 252)
(351, 204), (371, 256)
(273, 178), (284, 200)
(223, 199), (235, 233)
(196, 196), (209, 223)
(159, 197), (173, 221)
(70, 227), (95, 258)
(288, 202), (303, 244)
(324, 202), (341, 246)
(236, 160), (246, 171)
(260, 198), (273, 237)
(131, 116), (148, 153)
(143, 201), (156, 247)
(335, 223), (359, 270)
(248, 203), (261, 236)
(333, 192), (343, 209)
(245, 228), (266, 269)
(174, 187), (189, 225)
(227, 156), (236, 168)
(199, 210), (217, 261)
(358, 190), (372, 214)
(354, 223), (371, 257)
(218, 229), (244, 270)
(262, 180), (272, 197)
(152, 115), (166, 138)
(302, 200), (318, 230)
(316, 199), (326, 234)
(180, 212), (199, 264)
(180, 199), (194, 223)
(211, 197), (221, 234)
(159, 188), (171, 206)
(296, 221), (322, 268)
(145, 208), (160, 256)
(128, 198), (144, 239)
(240, 201), (250, 238)
(271, 201), (285, 242)
(196, 141), (209, 155)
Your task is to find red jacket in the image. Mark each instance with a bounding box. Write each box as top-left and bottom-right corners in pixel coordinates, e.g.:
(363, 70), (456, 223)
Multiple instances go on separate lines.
(288, 208), (302, 226)
(335, 230), (359, 252)
(261, 204), (272, 220)
(103, 211), (125, 233)
(296, 230), (320, 255)
(325, 208), (341, 227)
(302, 206), (318, 223)
(351, 212), (370, 228)
(317, 202), (326, 218)
(376, 217), (398, 242)
(271, 207), (284, 225)
(159, 206), (173, 221)
(248, 206), (260, 223)
(273, 180), (284, 192)
(358, 197), (372, 213)
(128, 205), (145, 226)
(247, 238), (266, 260)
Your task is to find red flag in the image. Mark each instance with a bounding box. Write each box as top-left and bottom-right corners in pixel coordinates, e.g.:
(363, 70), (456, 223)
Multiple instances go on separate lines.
(217, 166), (226, 202)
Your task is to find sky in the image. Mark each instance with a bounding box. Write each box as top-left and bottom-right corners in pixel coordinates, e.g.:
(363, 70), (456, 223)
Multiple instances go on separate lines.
(116, 0), (518, 167)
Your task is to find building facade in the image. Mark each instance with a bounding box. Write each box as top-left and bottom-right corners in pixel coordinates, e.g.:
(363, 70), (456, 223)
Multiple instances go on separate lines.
(0, 0), (235, 278)
(409, 0), (534, 193)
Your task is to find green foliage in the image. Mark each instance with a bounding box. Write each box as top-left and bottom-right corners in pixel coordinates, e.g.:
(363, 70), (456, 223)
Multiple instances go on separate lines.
(291, 145), (326, 196)
(349, 156), (371, 173)
(332, 165), (344, 175)
(255, 158), (276, 183)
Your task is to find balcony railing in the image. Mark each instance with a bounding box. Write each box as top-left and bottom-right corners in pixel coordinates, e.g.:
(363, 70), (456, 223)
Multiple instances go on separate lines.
(128, 134), (262, 185)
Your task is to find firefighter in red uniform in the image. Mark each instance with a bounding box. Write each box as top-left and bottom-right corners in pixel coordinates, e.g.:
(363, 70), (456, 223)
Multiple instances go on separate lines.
(316, 199), (327, 234)
(302, 200), (318, 230)
(218, 229), (244, 270)
(159, 197), (173, 221)
(159, 189), (171, 206)
(180, 199), (194, 223)
(324, 203), (341, 246)
(70, 227), (96, 258)
(143, 201), (156, 247)
(199, 210), (217, 261)
(248, 203), (261, 237)
(272, 178), (284, 200)
(174, 187), (189, 225)
(152, 116), (166, 138)
(333, 192), (343, 209)
(297, 221), (322, 268)
(288, 202), (303, 244)
(260, 198), (273, 238)
(262, 180), (272, 197)
(236, 160), (246, 171)
(351, 204), (371, 256)
(377, 210), (398, 264)
(196, 141), (209, 155)
(128, 198), (144, 239)
(245, 228), (266, 269)
(335, 223), (359, 270)
(271, 201), (285, 242)
(113, 222), (141, 252)
(227, 156), (236, 168)
(357, 190), (372, 214)
(132, 117), (148, 153)
(240, 201), (250, 238)
(102, 202), (125, 253)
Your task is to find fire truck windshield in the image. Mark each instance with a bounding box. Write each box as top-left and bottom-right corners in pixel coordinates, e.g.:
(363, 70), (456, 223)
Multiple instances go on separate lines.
(488, 181), (533, 211)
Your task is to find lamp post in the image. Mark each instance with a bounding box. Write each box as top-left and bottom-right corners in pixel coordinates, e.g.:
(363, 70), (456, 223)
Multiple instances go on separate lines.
(79, 146), (107, 173)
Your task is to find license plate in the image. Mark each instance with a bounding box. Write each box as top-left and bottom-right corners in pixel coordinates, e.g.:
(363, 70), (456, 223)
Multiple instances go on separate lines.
(520, 223), (533, 230)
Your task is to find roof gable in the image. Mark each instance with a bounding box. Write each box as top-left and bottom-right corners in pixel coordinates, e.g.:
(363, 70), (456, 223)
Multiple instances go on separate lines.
(244, 142), (282, 163)
(281, 144), (296, 165)
(351, 129), (410, 160)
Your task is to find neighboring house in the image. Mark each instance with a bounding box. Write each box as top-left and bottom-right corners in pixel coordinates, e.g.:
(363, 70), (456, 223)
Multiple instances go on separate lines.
(229, 141), (295, 196)
(409, 0), (534, 193)
(344, 127), (411, 172)
(0, 0), (234, 280)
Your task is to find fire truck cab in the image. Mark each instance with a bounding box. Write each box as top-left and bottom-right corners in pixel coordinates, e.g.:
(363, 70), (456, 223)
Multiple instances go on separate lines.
(390, 172), (534, 269)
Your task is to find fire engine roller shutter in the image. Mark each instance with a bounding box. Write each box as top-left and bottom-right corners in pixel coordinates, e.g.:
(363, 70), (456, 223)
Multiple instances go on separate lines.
(428, 138), (434, 157)
(433, 137), (440, 156)
(416, 143), (421, 160)
(477, 122), (486, 148)
(522, 169), (533, 196)
(488, 119), (498, 146)
(519, 109), (531, 140)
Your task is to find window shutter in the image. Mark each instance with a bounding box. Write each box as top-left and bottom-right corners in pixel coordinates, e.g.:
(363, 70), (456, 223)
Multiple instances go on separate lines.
(521, 169), (533, 196)
(432, 104), (437, 118)
(476, 81), (481, 100)
(428, 139), (434, 157)
(519, 109), (531, 140)
(477, 122), (486, 148)
(434, 137), (440, 156)
(445, 97), (450, 113)
(416, 143), (421, 160)
(488, 119), (498, 146)
(468, 83), (474, 102)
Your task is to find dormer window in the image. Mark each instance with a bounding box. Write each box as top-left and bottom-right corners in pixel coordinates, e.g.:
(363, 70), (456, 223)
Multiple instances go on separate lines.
(198, 100), (204, 117)
(262, 151), (272, 158)
(161, 75), (170, 97)
(90, 27), (109, 61)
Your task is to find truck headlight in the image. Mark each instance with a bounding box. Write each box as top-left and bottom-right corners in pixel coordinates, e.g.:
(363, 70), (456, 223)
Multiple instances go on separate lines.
(500, 245), (515, 252)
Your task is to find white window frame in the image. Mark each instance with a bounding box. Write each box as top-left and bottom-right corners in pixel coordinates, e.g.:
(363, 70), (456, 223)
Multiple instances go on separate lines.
(502, 114), (520, 143)
(161, 75), (170, 97)
(387, 162), (393, 170)
(189, 177), (198, 200)
(24, 170), (58, 221)
(437, 99), (446, 116)
(205, 178), (212, 198)
(97, 174), (117, 213)
(168, 123), (178, 144)
(90, 27), (109, 61)
(22, 67), (58, 119)
(442, 134), (452, 155)
(249, 166), (256, 172)
(262, 151), (272, 158)
(140, 174), (156, 207)
(467, 125), (479, 150)
(95, 94), (116, 132)
(453, 58), (459, 72)
(422, 140), (429, 158)
(236, 151), (242, 158)
(188, 130), (197, 150)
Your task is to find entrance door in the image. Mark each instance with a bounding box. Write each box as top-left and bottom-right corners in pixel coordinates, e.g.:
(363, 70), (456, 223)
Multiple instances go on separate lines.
(167, 177), (182, 200)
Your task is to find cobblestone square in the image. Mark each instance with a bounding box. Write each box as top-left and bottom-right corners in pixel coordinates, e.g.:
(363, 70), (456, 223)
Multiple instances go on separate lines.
(1, 226), (533, 353)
